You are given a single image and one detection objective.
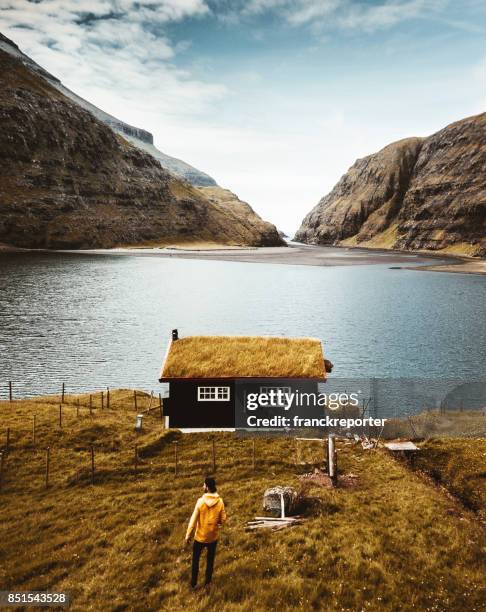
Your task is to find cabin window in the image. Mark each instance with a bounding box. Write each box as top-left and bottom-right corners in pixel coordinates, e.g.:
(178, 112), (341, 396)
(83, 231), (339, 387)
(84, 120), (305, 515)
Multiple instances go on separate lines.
(259, 386), (291, 408)
(197, 386), (230, 402)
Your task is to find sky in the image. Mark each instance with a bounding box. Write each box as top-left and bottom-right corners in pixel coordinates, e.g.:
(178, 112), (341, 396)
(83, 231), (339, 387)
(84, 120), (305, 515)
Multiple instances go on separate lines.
(1, 1), (486, 234)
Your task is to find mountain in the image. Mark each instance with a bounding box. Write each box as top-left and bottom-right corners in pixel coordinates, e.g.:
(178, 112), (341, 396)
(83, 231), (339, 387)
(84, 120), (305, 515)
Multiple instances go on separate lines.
(295, 114), (486, 257)
(0, 34), (283, 249)
(0, 33), (215, 187)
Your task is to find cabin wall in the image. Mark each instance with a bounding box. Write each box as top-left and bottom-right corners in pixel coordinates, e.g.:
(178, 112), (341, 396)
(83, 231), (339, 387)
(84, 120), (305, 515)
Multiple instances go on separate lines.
(163, 379), (321, 428)
(164, 380), (235, 428)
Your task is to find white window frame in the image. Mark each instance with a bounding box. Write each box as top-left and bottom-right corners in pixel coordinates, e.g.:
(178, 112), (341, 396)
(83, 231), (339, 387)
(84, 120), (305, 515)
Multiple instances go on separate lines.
(197, 386), (230, 402)
(259, 386), (292, 408)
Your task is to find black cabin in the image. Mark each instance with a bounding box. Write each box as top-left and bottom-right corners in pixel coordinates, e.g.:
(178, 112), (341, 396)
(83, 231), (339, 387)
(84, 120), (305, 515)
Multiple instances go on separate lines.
(159, 329), (332, 429)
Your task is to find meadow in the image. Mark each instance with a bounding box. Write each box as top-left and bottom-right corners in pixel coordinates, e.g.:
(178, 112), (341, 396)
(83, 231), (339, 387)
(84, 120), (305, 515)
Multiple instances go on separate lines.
(0, 391), (484, 611)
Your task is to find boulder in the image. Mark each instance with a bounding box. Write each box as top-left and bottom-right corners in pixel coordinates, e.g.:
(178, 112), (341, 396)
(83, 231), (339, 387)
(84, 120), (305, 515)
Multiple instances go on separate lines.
(263, 486), (297, 517)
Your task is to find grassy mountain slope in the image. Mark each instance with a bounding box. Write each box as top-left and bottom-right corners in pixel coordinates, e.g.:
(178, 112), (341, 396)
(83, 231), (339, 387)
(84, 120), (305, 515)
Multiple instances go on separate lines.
(0, 48), (283, 249)
(296, 114), (486, 257)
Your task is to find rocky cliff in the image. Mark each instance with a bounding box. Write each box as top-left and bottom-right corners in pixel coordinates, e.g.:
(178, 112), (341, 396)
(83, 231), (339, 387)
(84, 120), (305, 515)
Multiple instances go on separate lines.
(0, 33), (215, 186)
(295, 114), (486, 257)
(0, 45), (283, 249)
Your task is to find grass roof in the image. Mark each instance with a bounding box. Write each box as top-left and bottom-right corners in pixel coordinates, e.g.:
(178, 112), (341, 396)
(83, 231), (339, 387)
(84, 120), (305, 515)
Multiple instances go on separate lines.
(160, 335), (327, 379)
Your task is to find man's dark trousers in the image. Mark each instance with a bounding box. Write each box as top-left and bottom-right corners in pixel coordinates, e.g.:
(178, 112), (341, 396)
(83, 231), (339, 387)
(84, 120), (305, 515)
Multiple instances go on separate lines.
(191, 540), (217, 587)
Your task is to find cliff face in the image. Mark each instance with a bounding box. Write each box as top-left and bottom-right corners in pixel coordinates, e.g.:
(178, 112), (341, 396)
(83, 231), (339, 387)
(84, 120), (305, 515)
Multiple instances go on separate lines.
(0, 33), (215, 186)
(0, 47), (283, 249)
(295, 114), (486, 257)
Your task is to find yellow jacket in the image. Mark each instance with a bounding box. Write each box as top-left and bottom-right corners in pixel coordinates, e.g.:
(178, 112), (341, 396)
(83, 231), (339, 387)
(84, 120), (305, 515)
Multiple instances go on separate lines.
(186, 492), (227, 544)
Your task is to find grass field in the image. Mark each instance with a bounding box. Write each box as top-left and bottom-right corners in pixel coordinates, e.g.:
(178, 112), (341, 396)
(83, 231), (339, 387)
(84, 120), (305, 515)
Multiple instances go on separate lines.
(0, 392), (484, 611)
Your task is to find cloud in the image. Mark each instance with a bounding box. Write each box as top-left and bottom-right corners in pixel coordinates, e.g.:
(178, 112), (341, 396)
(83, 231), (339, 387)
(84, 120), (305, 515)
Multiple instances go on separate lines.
(220, 0), (447, 32)
(0, 0), (223, 119)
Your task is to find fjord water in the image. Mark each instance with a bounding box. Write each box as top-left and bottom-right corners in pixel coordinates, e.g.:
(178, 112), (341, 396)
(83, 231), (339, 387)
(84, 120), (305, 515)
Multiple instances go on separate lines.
(0, 253), (485, 405)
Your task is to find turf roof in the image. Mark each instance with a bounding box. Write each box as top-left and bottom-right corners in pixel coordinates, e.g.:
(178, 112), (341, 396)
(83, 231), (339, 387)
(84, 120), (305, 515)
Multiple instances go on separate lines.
(159, 335), (327, 380)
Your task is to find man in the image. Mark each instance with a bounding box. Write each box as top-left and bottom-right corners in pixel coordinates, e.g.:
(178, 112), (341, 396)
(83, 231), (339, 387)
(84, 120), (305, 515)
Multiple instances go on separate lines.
(185, 477), (226, 590)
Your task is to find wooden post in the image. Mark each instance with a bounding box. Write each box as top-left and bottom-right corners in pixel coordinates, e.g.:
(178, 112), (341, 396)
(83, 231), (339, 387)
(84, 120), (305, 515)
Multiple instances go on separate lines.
(45, 447), (50, 489)
(90, 446), (95, 485)
(8, 381), (12, 403)
(61, 382), (65, 404)
(89, 395), (93, 415)
(106, 388), (110, 410)
(101, 391), (104, 410)
(212, 437), (216, 473)
(174, 441), (178, 476)
(0, 452), (4, 491)
(252, 439), (256, 471)
(59, 405), (62, 429)
(76, 399), (80, 418)
(408, 416), (418, 439)
(327, 435), (337, 486)
(32, 415), (36, 445)
(134, 391), (138, 411)
(6, 428), (10, 453)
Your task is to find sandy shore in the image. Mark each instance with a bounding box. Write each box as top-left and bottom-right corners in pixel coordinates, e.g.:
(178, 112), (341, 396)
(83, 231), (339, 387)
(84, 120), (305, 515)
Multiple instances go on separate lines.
(410, 260), (486, 275)
(45, 243), (436, 266)
(3, 241), (484, 273)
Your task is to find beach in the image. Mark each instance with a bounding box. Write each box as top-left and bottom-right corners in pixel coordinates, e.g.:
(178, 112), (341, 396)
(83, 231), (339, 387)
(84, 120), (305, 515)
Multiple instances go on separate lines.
(47, 242), (457, 266)
(3, 241), (485, 274)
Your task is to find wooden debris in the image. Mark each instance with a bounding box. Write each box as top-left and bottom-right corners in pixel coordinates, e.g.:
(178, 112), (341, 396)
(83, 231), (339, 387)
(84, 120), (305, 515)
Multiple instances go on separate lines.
(384, 441), (419, 451)
(245, 516), (304, 531)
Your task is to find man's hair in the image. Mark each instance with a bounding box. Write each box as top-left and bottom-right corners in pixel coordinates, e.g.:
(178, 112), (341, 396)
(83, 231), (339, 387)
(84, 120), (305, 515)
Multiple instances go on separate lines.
(204, 477), (217, 493)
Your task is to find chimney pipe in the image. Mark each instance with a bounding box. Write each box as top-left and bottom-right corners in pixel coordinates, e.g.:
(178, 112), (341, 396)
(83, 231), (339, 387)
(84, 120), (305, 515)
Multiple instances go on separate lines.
(172, 329), (179, 341)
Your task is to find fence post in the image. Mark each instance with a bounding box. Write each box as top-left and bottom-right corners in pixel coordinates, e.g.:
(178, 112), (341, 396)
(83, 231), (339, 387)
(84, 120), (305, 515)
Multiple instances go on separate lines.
(8, 381), (12, 403)
(174, 441), (178, 476)
(212, 437), (216, 473)
(101, 391), (104, 410)
(327, 435), (337, 486)
(61, 382), (65, 404)
(107, 388), (110, 410)
(89, 395), (93, 415)
(76, 399), (80, 418)
(45, 447), (50, 489)
(90, 446), (95, 485)
(134, 391), (138, 411)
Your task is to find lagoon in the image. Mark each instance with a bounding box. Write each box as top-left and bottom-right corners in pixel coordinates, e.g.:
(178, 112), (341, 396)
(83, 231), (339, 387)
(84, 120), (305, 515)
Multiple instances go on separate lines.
(0, 251), (485, 401)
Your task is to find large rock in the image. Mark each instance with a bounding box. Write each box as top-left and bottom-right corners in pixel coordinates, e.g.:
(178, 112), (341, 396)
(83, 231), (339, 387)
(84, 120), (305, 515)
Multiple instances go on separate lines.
(263, 486), (297, 517)
(0, 40), (283, 250)
(295, 114), (486, 257)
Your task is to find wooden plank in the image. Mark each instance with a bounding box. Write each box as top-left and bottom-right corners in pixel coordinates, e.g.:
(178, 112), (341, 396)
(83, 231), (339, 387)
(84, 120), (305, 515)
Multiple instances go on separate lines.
(253, 516), (303, 522)
(385, 441), (419, 451)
